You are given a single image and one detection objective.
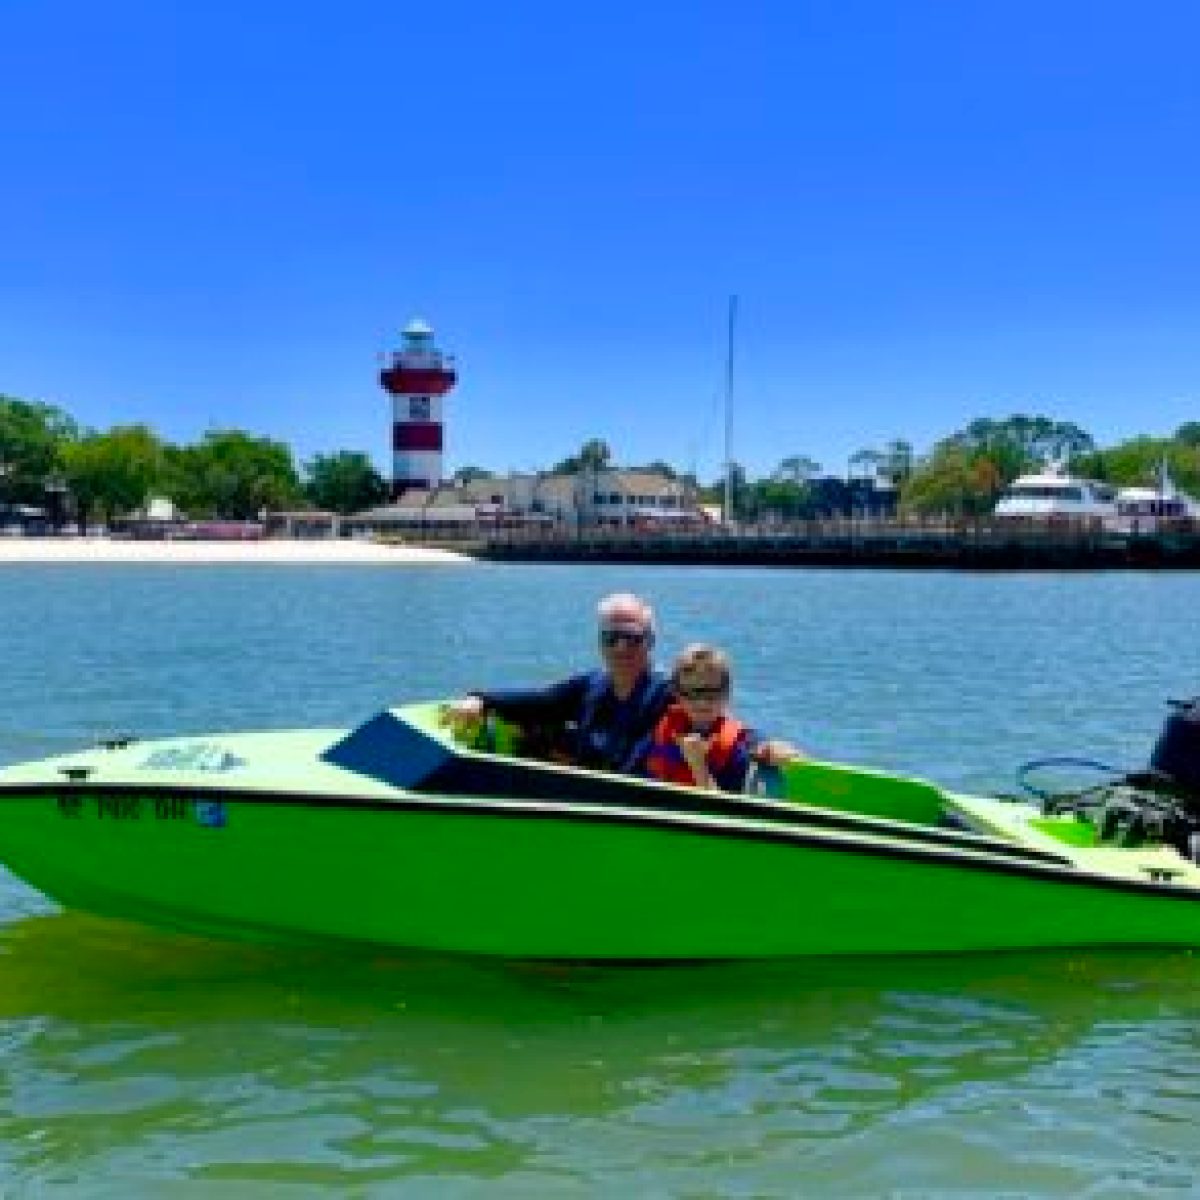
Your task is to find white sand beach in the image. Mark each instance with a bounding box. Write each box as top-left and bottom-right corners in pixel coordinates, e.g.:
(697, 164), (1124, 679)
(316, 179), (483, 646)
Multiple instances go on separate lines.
(0, 537), (473, 565)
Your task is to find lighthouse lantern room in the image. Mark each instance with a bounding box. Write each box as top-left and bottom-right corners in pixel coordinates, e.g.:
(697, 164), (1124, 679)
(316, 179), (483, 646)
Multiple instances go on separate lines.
(379, 319), (458, 497)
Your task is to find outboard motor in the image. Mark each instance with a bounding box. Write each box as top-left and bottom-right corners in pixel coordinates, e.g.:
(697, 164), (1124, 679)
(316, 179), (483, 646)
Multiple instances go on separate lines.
(1147, 697), (1200, 811)
(1025, 697), (1200, 860)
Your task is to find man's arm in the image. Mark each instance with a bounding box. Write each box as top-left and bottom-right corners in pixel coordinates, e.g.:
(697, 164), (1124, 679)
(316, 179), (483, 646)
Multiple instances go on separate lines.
(473, 674), (591, 727)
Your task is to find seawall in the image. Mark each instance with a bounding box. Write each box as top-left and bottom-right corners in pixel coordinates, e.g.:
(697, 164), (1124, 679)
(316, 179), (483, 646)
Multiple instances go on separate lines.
(473, 524), (1200, 569)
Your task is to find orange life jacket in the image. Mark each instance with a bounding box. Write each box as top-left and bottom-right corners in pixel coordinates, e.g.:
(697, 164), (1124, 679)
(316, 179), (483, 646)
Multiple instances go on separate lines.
(644, 704), (747, 787)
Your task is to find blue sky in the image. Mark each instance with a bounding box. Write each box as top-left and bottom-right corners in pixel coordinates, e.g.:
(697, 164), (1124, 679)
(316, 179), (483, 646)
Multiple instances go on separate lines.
(1, 1), (1197, 481)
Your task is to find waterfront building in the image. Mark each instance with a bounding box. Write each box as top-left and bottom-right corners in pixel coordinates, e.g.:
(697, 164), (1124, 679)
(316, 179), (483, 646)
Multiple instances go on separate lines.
(0, 503), (50, 536)
(459, 468), (697, 528)
(265, 511), (342, 539)
(808, 475), (898, 521)
(346, 467), (700, 537)
(577, 469), (698, 527)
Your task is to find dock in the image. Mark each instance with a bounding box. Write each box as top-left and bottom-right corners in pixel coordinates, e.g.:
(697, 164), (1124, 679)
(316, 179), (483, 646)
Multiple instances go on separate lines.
(471, 520), (1200, 569)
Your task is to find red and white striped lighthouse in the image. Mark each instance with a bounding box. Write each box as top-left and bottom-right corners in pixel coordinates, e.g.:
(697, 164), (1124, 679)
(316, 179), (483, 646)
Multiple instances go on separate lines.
(379, 318), (458, 497)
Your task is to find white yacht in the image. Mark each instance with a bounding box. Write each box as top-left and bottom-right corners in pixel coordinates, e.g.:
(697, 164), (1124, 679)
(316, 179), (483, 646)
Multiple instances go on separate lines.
(993, 467), (1117, 521)
(1112, 463), (1200, 531)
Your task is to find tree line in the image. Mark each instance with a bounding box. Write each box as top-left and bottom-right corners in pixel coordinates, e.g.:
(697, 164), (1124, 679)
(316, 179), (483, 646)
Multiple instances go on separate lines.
(508, 419), (1200, 521)
(0, 396), (387, 526)
(3, 393), (1199, 526)
(897, 416), (1200, 519)
(720, 417), (1200, 521)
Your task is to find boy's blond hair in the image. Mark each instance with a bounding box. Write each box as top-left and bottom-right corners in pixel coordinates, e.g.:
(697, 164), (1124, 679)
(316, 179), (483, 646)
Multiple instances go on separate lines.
(671, 643), (732, 689)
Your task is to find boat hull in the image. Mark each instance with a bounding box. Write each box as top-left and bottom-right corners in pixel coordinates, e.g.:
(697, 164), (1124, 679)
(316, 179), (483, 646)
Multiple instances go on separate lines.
(5, 788), (1200, 958)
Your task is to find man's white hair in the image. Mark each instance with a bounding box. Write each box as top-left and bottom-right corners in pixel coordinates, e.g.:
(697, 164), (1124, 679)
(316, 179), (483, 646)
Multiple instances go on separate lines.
(596, 592), (655, 633)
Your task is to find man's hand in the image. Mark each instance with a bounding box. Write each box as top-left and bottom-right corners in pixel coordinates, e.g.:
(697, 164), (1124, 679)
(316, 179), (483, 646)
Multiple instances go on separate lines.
(439, 695), (485, 736)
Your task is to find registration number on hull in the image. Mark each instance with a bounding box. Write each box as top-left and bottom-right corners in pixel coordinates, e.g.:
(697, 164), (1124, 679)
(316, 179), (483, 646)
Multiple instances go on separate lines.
(56, 795), (227, 827)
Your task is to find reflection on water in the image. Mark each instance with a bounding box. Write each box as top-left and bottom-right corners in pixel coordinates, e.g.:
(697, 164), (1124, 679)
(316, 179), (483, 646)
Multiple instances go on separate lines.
(3, 911), (1200, 1193)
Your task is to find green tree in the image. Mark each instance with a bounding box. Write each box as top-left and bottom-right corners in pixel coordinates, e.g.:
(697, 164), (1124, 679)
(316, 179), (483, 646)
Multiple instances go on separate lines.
(552, 438), (613, 475)
(773, 455), (821, 485)
(641, 459), (677, 479)
(850, 443), (912, 485)
(753, 478), (812, 521)
(1176, 422), (1200, 448)
(848, 448), (883, 478)
(451, 465), (495, 485)
(1078, 436), (1200, 495)
(166, 430), (302, 519)
(880, 439), (915, 485)
(900, 444), (1000, 517)
(950, 414), (1094, 469)
(901, 413), (1095, 518)
(579, 438), (611, 471)
(0, 395), (77, 504)
(304, 451), (388, 515)
(60, 425), (164, 530)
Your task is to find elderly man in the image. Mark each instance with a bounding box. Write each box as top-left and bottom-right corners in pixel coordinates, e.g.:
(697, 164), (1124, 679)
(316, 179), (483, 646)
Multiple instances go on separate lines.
(441, 592), (671, 774)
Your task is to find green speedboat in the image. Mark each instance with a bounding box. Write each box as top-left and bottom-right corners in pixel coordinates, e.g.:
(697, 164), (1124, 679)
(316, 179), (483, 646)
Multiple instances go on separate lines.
(2, 701), (1200, 959)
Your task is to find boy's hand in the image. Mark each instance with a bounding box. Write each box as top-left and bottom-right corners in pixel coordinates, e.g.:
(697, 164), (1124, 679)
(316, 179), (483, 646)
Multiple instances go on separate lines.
(753, 739), (805, 766)
(677, 732), (714, 788)
(677, 732), (710, 768)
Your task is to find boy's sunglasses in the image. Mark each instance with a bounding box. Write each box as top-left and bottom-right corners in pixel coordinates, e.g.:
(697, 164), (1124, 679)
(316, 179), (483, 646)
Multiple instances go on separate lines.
(675, 684), (727, 701)
(599, 629), (649, 649)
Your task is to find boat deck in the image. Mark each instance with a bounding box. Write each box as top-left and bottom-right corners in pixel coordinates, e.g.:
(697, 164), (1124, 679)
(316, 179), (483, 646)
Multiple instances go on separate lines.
(946, 792), (1200, 889)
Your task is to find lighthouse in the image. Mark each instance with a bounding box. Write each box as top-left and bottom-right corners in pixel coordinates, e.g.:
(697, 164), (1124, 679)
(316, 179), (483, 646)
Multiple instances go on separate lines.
(379, 318), (458, 497)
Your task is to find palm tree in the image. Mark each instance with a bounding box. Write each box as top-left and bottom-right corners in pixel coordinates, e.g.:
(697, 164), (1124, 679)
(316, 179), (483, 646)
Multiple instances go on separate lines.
(881, 440), (914, 485)
(773, 455), (821, 485)
(578, 439), (612, 471)
(848, 448), (883, 479)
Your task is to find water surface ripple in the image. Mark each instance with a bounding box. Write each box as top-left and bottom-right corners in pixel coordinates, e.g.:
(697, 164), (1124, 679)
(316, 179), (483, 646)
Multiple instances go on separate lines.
(2, 563), (1199, 1194)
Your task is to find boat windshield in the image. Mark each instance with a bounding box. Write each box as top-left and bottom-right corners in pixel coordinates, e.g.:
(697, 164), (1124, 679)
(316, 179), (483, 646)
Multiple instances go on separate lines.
(1007, 485), (1085, 502)
(1119, 498), (1187, 517)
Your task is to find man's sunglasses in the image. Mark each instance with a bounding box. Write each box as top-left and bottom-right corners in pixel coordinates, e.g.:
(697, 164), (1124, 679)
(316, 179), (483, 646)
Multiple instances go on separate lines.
(599, 629), (649, 649)
(675, 684), (727, 701)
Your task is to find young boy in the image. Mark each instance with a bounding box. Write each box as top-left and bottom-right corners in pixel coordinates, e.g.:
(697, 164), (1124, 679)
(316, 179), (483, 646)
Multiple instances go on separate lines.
(643, 644), (803, 791)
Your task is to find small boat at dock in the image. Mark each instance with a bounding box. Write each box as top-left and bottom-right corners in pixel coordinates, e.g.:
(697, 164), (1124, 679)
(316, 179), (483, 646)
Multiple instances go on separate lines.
(2, 702), (1200, 959)
(1111, 461), (1200, 532)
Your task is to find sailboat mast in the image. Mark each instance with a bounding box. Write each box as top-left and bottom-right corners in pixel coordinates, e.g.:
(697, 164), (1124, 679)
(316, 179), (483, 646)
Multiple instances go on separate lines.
(724, 294), (737, 524)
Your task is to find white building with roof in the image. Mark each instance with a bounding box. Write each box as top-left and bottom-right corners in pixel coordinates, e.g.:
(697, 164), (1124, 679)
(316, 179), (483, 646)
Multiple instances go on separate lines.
(347, 468), (701, 536)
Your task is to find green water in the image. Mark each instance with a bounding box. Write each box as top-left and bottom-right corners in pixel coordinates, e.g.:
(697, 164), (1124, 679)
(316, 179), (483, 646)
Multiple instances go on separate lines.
(2, 564), (1200, 1194)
